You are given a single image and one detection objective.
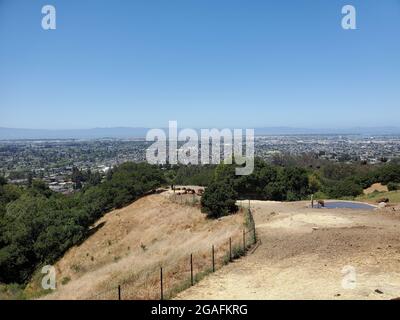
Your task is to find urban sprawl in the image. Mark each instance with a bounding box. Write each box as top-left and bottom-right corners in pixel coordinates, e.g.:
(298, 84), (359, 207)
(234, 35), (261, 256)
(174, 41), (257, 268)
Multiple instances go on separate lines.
(1, 134), (400, 194)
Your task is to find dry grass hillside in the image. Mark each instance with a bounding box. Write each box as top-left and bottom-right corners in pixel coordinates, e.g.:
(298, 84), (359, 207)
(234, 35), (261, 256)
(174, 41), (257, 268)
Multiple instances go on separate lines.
(35, 192), (245, 300)
(363, 183), (389, 194)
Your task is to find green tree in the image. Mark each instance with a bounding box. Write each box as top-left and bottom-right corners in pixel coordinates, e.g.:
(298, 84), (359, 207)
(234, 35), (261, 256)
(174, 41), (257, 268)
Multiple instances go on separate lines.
(201, 181), (238, 218)
(0, 176), (7, 186)
(308, 173), (321, 194)
(324, 179), (363, 198)
(71, 166), (84, 190)
(387, 182), (399, 191)
(0, 162), (166, 284)
(264, 181), (286, 201)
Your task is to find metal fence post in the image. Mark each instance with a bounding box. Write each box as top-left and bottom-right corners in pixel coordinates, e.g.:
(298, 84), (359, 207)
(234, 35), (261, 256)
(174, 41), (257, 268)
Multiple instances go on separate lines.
(212, 245), (215, 272)
(118, 285), (121, 300)
(160, 267), (163, 300)
(229, 237), (232, 261)
(243, 229), (246, 251)
(190, 254), (194, 286)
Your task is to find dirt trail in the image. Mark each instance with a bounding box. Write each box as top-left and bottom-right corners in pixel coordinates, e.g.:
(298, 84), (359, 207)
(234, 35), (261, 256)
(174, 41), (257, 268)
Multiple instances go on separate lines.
(176, 201), (400, 300)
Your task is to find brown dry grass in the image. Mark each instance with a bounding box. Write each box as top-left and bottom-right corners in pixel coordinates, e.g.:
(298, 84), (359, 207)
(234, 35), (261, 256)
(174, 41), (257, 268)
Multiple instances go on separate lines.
(36, 193), (245, 300)
(364, 183), (388, 194)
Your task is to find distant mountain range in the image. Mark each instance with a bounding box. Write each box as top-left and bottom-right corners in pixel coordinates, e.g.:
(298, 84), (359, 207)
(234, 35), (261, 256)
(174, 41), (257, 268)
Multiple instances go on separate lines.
(1, 126), (400, 140)
(253, 126), (400, 135)
(0, 127), (149, 140)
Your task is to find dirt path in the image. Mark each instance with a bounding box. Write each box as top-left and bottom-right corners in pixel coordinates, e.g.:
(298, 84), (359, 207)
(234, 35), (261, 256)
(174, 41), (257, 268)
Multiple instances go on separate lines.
(176, 201), (400, 300)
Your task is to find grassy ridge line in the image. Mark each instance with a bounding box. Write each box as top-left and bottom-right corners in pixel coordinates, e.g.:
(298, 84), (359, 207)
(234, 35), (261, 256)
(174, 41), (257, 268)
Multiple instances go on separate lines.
(356, 190), (400, 204)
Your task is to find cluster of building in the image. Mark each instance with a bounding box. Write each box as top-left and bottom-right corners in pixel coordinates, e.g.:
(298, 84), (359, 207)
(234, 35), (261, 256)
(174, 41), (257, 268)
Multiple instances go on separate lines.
(1, 135), (400, 193)
(0, 139), (148, 193)
(254, 135), (400, 163)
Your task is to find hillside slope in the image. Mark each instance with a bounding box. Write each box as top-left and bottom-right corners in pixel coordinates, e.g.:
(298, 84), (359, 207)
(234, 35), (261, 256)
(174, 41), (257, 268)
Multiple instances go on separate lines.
(36, 193), (244, 299)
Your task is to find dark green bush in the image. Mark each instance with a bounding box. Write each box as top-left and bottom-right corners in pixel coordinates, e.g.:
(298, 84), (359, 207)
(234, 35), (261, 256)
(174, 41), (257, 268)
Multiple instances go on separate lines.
(201, 181), (238, 218)
(387, 182), (400, 191)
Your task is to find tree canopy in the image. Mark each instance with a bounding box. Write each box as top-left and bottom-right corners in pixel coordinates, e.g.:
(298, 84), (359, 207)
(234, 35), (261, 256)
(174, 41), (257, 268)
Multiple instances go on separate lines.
(0, 162), (165, 283)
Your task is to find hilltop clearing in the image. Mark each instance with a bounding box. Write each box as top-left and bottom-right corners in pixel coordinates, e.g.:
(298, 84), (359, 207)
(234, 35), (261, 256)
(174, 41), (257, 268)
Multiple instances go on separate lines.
(177, 200), (400, 300)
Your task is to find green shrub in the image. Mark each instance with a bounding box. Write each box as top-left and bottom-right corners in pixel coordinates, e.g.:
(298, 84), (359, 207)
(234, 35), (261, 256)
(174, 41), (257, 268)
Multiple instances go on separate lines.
(387, 182), (400, 191)
(324, 179), (363, 198)
(61, 276), (71, 285)
(201, 181), (238, 219)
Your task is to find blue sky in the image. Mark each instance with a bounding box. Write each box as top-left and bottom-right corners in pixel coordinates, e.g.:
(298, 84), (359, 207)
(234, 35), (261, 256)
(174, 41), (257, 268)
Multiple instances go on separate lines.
(0, 0), (399, 129)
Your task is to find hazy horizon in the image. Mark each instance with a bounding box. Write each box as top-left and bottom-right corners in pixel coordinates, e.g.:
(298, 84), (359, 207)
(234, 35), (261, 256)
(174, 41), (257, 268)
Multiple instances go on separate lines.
(2, 125), (400, 140)
(2, 124), (400, 131)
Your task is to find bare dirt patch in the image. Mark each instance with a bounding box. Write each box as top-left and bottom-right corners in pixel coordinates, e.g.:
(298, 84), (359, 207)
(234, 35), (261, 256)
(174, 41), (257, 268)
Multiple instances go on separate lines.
(176, 201), (400, 300)
(364, 183), (388, 194)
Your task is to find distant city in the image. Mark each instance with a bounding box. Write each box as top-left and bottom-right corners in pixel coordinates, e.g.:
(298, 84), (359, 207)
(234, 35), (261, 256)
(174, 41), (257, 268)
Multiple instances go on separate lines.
(1, 134), (400, 194)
